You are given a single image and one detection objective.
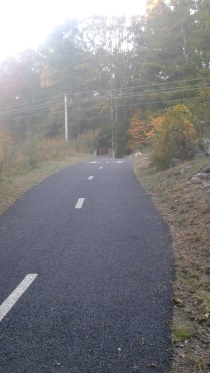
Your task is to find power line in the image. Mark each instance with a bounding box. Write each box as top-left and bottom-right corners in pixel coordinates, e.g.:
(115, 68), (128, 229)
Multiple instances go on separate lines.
(0, 84), (206, 118)
(0, 77), (208, 115)
(48, 77), (210, 97)
(70, 95), (203, 111)
(1, 94), (204, 122)
(0, 100), (64, 117)
(0, 97), (64, 114)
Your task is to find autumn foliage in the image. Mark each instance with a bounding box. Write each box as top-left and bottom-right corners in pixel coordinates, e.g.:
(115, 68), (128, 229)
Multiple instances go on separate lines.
(128, 104), (198, 169)
(147, 115), (163, 141)
(128, 110), (149, 150)
(152, 104), (198, 169)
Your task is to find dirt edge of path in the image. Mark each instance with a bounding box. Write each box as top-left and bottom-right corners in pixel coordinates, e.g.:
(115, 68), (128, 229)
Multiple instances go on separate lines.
(133, 154), (210, 373)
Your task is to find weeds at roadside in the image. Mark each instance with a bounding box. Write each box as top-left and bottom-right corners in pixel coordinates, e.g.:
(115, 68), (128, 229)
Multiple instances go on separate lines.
(172, 324), (190, 343)
(0, 153), (92, 215)
(133, 154), (210, 373)
(0, 137), (93, 214)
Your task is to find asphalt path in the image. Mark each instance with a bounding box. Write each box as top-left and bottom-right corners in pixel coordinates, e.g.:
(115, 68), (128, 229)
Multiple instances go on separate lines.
(0, 158), (174, 372)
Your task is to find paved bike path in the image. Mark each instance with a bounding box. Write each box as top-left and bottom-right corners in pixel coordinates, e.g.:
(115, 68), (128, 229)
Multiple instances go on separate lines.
(0, 158), (174, 372)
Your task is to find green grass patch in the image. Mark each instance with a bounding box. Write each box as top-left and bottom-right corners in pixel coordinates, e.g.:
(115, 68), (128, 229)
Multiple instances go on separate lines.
(0, 153), (92, 215)
(172, 324), (190, 342)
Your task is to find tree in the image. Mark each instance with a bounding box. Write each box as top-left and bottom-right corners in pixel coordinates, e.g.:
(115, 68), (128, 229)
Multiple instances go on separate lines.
(0, 10), (209, 157)
(0, 50), (44, 140)
(128, 109), (148, 150)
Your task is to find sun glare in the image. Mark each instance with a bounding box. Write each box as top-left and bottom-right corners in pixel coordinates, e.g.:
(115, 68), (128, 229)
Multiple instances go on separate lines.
(0, 0), (147, 61)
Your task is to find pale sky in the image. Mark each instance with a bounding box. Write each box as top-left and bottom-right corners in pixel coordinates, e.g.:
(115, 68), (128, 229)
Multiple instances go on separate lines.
(0, 0), (147, 62)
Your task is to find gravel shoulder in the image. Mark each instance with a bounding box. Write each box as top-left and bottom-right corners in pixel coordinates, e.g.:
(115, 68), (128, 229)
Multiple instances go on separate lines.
(133, 154), (210, 373)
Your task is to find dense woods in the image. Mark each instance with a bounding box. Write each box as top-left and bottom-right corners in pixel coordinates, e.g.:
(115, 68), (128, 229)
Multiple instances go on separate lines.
(0, 0), (209, 167)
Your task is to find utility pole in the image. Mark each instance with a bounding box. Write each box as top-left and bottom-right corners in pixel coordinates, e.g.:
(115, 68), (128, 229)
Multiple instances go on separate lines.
(64, 95), (68, 142)
(110, 74), (116, 159)
(110, 90), (115, 159)
(115, 94), (118, 156)
(206, 95), (210, 132)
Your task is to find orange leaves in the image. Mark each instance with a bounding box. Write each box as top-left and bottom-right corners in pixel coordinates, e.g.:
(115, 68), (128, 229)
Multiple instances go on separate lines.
(128, 104), (198, 169)
(152, 104), (198, 169)
(147, 115), (163, 140)
(128, 109), (149, 150)
(128, 109), (164, 150)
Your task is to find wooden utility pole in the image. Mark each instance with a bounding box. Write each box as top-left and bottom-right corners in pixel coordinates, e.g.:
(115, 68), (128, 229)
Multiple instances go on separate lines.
(64, 95), (68, 142)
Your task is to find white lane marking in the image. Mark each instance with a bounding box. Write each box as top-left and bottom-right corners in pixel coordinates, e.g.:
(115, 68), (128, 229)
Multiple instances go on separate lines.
(115, 160), (129, 163)
(0, 274), (38, 322)
(86, 161), (100, 164)
(99, 166), (103, 169)
(88, 176), (94, 180)
(106, 162), (109, 164)
(75, 198), (85, 209)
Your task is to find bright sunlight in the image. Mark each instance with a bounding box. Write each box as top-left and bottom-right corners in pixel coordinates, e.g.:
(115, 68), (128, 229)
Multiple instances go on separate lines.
(0, 0), (147, 62)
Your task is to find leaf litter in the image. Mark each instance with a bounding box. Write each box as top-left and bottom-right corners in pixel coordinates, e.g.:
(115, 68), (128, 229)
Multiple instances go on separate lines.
(133, 154), (210, 373)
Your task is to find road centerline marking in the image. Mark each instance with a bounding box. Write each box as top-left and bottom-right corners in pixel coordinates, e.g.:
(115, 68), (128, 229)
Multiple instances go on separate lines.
(99, 166), (103, 169)
(75, 198), (85, 209)
(0, 274), (38, 322)
(88, 176), (94, 180)
(86, 161), (100, 164)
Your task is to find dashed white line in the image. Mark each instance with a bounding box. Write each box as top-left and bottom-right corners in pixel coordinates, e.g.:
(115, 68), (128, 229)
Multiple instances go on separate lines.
(0, 274), (38, 322)
(86, 161), (100, 164)
(99, 167), (103, 169)
(88, 176), (94, 180)
(75, 198), (85, 209)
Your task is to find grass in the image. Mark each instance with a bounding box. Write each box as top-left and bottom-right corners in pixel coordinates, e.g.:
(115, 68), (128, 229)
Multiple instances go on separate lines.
(0, 153), (92, 215)
(172, 324), (190, 342)
(133, 153), (210, 373)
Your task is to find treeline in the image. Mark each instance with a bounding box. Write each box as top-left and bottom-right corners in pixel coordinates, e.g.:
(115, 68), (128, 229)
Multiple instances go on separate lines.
(0, 0), (209, 159)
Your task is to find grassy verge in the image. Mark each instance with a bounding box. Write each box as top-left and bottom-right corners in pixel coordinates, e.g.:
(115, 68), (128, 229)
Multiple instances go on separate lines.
(133, 154), (210, 373)
(0, 153), (92, 215)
